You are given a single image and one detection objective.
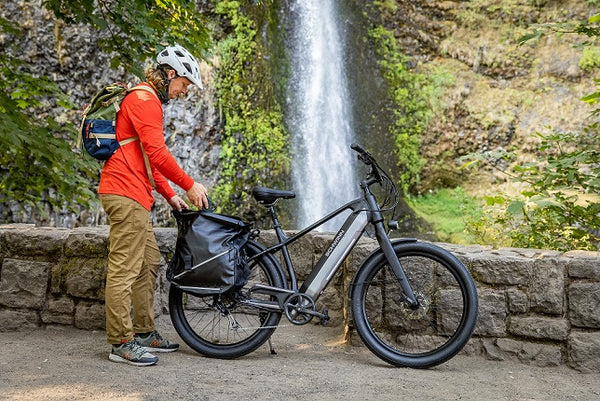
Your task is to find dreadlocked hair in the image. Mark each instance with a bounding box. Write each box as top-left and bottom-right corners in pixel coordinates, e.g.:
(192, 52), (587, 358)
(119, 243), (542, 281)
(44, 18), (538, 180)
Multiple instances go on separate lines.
(144, 64), (174, 103)
(144, 64), (173, 91)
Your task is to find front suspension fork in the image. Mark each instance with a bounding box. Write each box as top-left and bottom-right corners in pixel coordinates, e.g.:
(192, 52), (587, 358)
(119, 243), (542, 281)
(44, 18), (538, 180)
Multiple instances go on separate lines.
(373, 222), (420, 309)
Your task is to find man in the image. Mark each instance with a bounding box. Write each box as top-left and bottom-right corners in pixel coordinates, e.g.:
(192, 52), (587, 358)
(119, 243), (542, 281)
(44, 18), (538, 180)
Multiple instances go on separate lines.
(99, 44), (208, 366)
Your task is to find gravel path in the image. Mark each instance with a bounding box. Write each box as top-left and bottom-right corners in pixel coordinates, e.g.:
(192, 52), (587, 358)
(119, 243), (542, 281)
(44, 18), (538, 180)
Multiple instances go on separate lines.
(1, 316), (599, 401)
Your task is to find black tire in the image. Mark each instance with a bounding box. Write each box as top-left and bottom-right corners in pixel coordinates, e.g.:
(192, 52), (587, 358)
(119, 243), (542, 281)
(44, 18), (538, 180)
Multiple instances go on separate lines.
(350, 241), (478, 368)
(169, 240), (284, 359)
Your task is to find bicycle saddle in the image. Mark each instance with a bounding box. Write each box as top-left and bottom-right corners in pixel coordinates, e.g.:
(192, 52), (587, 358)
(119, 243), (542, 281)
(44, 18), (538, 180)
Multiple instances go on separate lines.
(252, 187), (296, 205)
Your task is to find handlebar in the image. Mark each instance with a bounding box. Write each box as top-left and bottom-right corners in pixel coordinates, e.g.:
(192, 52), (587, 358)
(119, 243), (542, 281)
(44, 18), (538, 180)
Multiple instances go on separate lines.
(351, 142), (382, 183)
(350, 143), (399, 212)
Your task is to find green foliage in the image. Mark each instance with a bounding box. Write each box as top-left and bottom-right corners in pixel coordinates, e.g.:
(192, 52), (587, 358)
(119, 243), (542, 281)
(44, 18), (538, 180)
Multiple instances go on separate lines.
(1, 1), (209, 223)
(212, 0), (289, 214)
(368, 26), (431, 194)
(407, 187), (483, 245)
(519, 13), (600, 114)
(579, 46), (600, 70)
(43, 0), (209, 77)
(464, 131), (599, 251)
(0, 15), (98, 220)
(463, 11), (600, 251)
(518, 13), (600, 46)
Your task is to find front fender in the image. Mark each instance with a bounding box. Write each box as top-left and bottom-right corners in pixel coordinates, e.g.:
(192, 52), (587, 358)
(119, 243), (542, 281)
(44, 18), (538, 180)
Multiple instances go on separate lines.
(348, 238), (418, 298)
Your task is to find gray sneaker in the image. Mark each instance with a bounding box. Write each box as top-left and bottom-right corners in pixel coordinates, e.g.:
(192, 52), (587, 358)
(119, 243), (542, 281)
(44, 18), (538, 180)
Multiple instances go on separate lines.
(109, 341), (158, 366)
(134, 330), (179, 353)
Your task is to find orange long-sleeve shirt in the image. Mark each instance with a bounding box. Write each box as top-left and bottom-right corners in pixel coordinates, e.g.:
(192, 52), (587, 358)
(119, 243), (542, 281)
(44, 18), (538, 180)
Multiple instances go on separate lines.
(98, 83), (194, 210)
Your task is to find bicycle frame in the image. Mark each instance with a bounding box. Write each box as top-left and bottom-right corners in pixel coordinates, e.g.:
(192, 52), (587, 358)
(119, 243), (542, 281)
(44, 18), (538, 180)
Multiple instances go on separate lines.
(247, 176), (419, 313)
(168, 144), (477, 367)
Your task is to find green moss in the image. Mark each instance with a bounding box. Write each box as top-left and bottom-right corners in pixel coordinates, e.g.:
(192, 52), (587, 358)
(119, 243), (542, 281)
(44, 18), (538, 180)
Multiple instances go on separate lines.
(212, 0), (290, 216)
(367, 26), (425, 193)
(367, 24), (455, 194)
(579, 46), (600, 70)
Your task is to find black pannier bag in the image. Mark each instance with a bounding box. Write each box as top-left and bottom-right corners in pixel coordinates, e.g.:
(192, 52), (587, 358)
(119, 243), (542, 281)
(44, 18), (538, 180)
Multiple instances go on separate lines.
(167, 209), (252, 294)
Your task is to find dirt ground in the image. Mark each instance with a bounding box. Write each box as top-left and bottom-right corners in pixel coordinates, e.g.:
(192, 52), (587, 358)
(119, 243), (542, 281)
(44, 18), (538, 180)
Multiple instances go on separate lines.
(1, 316), (599, 401)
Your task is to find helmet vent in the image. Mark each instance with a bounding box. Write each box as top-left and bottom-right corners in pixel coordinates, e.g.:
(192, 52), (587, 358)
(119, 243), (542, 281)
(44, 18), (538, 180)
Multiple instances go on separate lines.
(156, 44), (203, 89)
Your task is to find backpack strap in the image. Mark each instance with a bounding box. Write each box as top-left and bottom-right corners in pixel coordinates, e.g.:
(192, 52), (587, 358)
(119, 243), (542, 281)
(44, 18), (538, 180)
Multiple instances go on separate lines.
(123, 84), (161, 189)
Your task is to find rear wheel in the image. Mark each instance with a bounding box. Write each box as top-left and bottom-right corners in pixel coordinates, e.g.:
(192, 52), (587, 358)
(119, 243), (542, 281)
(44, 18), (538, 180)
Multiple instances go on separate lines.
(169, 241), (284, 358)
(351, 241), (478, 368)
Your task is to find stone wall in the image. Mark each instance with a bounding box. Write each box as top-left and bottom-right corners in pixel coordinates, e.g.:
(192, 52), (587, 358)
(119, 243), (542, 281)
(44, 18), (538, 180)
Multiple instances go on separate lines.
(1, 224), (599, 372)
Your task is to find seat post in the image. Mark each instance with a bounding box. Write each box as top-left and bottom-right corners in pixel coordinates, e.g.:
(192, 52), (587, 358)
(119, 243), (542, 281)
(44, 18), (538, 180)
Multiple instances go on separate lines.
(266, 205), (279, 228)
(267, 205), (298, 292)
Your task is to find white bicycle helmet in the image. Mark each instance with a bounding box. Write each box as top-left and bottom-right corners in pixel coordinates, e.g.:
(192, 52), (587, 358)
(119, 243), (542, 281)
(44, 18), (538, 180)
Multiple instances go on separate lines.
(157, 44), (203, 89)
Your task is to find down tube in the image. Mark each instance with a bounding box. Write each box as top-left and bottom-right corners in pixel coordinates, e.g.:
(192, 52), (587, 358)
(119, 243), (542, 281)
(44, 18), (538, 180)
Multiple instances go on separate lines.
(300, 210), (369, 300)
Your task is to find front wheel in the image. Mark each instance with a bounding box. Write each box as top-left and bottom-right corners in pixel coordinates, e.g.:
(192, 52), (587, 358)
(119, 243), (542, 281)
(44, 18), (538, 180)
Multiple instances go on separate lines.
(350, 241), (478, 368)
(169, 240), (284, 359)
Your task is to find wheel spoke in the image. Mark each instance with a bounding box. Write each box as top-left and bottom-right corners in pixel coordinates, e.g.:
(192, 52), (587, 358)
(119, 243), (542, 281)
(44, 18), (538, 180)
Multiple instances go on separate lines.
(351, 242), (478, 368)
(168, 241), (283, 358)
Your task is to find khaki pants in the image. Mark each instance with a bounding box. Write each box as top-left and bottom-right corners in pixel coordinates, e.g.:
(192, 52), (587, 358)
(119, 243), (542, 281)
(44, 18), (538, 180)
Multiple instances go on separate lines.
(101, 194), (160, 344)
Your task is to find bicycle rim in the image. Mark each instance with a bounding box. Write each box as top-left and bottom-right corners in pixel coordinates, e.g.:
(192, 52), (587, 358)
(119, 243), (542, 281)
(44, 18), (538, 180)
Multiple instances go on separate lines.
(352, 242), (478, 368)
(169, 242), (283, 359)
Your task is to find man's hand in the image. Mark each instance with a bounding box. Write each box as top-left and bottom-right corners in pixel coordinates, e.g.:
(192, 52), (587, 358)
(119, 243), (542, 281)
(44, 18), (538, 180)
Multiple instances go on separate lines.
(168, 195), (188, 211)
(186, 182), (209, 210)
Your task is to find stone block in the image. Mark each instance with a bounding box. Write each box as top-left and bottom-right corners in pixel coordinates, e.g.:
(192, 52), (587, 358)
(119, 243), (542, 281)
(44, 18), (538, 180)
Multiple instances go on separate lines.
(0, 308), (40, 331)
(61, 257), (107, 300)
(74, 301), (105, 330)
(41, 295), (75, 325)
(0, 258), (50, 309)
(256, 230), (278, 247)
(569, 282), (600, 328)
(158, 269), (170, 315)
(153, 264), (166, 318)
(154, 227), (177, 255)
(315, 283), (344, 326)
(439, 288), (468, 336)
(1, 225), (68, 259)
(460, 337), (485, 357)
(442, 243), (494, 260)
(50, 262), (64, 295)
(489, 337), (562, 367)
(482, 338), (505, 361)
(347, 239), (379, 275)
(474, 289), (506, 337)
(508, 316), (569, 341)
(311, 232), (335, 254)
(63, 226), (109, 257)
(529, 259), (564, 315)
(506, 287), (528, 313)
(466, 250), (532, 286)
(288, 232), (318, 280)
(565, 250), (600, 279)
(569, 331), (600, 373)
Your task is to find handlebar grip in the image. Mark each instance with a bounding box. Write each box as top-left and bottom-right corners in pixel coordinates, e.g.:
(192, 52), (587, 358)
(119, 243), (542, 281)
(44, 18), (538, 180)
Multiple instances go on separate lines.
(350, 143), (367, 155)
(351, 143), (376, 166)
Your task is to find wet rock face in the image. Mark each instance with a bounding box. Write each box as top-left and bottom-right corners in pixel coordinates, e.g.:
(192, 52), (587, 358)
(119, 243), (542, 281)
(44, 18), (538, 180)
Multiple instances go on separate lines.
(381, 0), (598, 193)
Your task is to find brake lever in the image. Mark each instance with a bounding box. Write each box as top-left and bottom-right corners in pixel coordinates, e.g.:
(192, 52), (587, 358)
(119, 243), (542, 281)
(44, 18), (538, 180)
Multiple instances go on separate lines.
(358, 153), (371, 165)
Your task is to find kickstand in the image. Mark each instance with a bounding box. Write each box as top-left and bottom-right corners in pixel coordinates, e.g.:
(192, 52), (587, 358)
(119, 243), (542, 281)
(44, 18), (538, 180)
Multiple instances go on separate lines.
(267, 336), (277, 355)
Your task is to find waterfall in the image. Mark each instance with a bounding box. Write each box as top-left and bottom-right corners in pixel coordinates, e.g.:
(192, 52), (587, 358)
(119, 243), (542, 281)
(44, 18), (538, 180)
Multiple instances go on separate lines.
(287, 0), (357, 232)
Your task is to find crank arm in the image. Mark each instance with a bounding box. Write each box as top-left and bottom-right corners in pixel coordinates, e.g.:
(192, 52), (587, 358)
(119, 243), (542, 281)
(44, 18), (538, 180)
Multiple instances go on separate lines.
(249, 283), (295, 308)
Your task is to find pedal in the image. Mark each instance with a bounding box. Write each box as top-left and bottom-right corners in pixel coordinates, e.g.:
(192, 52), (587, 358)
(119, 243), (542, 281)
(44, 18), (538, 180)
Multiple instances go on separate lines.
(317, 307), (329, 326)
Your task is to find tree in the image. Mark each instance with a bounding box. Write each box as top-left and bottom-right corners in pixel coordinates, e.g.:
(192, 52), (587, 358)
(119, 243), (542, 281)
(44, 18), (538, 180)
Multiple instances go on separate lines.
(0, 0), (209, 224)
